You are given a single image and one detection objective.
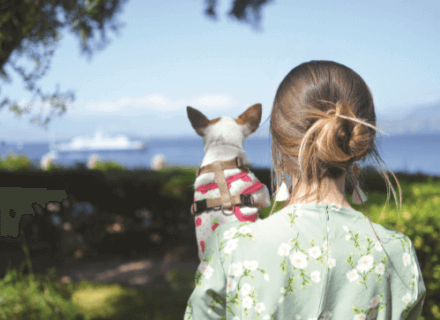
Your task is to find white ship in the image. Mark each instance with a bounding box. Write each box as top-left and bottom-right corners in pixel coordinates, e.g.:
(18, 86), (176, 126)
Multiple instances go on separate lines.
(49, 130), (146, 152)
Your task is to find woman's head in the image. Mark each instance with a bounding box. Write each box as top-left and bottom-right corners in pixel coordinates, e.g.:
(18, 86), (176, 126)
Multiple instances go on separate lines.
(268, 60), (401, 216)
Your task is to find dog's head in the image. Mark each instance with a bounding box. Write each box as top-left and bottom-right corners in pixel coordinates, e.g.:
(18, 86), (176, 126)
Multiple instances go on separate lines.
(186, 103), (262, 151)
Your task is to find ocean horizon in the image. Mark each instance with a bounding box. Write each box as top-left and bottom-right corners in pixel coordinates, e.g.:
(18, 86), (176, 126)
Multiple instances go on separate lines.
(0, 132), (439, 177)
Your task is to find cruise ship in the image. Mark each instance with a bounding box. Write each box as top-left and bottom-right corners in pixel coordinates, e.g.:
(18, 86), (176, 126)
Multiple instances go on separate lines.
(49, 130), (146, 152)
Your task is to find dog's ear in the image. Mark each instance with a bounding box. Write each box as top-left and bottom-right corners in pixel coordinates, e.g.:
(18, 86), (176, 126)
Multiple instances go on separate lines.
(236, 103), (262, 135)
(187, 106), (210, 137)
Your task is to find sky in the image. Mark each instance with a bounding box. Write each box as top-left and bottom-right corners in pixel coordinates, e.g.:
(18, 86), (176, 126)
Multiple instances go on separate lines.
(1, 0), (439, 142)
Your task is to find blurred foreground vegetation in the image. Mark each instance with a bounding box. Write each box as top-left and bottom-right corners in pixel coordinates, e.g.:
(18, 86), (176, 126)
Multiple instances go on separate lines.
(0, 153), (439, 319)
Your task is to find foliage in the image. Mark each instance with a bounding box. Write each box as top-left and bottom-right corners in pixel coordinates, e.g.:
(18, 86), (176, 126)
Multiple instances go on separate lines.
(0, 0), (128, 130)
(0, 153), (32, 171)
(91, 160), (126, 171)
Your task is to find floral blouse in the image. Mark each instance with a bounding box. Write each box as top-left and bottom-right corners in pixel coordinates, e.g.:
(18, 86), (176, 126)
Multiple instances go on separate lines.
(183, 203), (426, 320)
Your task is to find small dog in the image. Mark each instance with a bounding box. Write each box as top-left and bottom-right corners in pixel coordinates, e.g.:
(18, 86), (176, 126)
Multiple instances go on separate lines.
(187, 103), (272, 260)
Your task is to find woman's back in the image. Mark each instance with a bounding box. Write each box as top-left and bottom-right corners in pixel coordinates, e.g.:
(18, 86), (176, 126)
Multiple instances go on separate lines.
(185, 203), (425, 319)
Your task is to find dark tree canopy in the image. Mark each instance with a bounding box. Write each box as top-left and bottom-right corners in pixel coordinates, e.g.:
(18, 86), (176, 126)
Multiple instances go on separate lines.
(0, 0), (271, 131)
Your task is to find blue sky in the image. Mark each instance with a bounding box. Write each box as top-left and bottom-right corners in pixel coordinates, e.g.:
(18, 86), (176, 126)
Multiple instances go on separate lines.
(1, 0), (439, 142)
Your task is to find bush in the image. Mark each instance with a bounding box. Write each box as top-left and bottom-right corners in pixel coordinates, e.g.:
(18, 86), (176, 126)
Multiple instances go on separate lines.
(0, 153), (32, 172)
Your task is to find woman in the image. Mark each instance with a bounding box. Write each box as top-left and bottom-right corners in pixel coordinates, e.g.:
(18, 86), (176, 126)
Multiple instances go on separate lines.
(184, 61), (426, 319)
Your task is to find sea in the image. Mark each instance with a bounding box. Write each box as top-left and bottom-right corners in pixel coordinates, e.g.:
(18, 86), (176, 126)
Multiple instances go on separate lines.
(1, 133), (439, 177)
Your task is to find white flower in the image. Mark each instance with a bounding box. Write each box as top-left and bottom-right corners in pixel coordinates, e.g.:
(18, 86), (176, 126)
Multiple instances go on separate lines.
(343, 225), (349, 232)
(243, 260), (258, 271)
(255, 302), (266, 313)
(199, 261), (209, 274)
(208, 308), (212, 314)
(224, 227), (238, 239)
(322, 240), (329, 251)
(354, 314), (366, 320)
(403, 253), (411, 267)
(227, 278), (237, 293)
(224, 238), (239, 254)
(240, 283), (253, 296)
(279, 296), (284, 303)
(368, 295), (382, 309)
(346, 234), (352, 241)
(375, 263), (385, 275)
(411, 264), (419, 276)
(308, 318), (317, 320)
(311, 271), (321, 283)
(263, 316), (271, 320)
(280, 287), (286, 294)
(295, 315), (301, 320)
(264, 273), (270, 281)
(243, 296), (253, 308)
(375, 241), (383, 251)
(234, 317), (241, 320)
(204, 265), (214, 279)
(356, 255), (374, 272)
(346, 269), (359, 282)
(402, 293), (412, 304)
(278, 243), (292, 256)
(328, 258), (336, 269)
(290, 251), (308, 269)
(229, 262), (244, 277)
(308, 246), (322, 259)
(238, 225), (252, 234)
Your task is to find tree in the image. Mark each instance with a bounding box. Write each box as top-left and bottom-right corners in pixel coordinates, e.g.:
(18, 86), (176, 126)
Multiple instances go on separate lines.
(0, 0), (272, 130)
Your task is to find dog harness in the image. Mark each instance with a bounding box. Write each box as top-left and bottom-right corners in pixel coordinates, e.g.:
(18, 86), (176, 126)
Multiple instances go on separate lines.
(191, 157), (266, 218)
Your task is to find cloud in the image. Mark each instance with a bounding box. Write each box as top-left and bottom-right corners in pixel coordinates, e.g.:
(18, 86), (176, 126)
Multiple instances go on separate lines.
(67, 93), (237, 117)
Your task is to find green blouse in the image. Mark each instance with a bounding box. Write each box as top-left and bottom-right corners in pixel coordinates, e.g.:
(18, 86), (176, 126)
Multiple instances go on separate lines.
(184, 203), (426, 320)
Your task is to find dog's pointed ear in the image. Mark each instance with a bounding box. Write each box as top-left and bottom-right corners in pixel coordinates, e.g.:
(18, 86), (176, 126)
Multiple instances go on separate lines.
(236, 103), (262, 135)
(187, 106), (210, 137)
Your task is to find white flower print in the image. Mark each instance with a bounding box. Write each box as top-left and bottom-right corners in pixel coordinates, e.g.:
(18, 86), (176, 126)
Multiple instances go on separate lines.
(375, 241), (383, 251)
(224, 238), (239, 254)
(354, 314), (366, 320)
(412, 264), (419, 276)
(311, 271), (321, 283)
(243, 260), (258, 271)
(290, 251), (308, 269)
(204, 265), (214, 279)
(278, 243), (292, 256)
(208, 308), (212, 314)
(403, 253), (411, 267)
(322, 240), (329, 251)
(234, 317), (241, 320)
(346, 234), (352, 241)
(224, 227), (238, 239)
(368, 295), (382, 309)
(324, 311), (332, 320)
(279, 296), (285, 303)
(238, 225), (252, 234)
(280, 287), (286, 294)
(227, 278), (237, 293)
(243, 296), (253, 308)
(263, 316), (270, 320)
(229, 262), (244, 277)
(240, 283), (253, 296)
(375, 263), (385, 275)
(346, 269), (359, 282)
(308, 246), (322, 259)
(328, 258), (336, 269)
(255, 302), (266, 313)
(308, 318), (317, 320)
(273, 306), (278, 313)
(356, 255), (374, 272)
(343, 225), (350, 232)
(199, 261), (208, 274)
(402, 293), (412, 304)
(295, 315), (301, 320)
(264, 273), (270, 281)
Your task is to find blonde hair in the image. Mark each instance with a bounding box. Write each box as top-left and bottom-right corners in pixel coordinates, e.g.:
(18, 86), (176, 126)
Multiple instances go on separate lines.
(268, 61), (402, 222)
